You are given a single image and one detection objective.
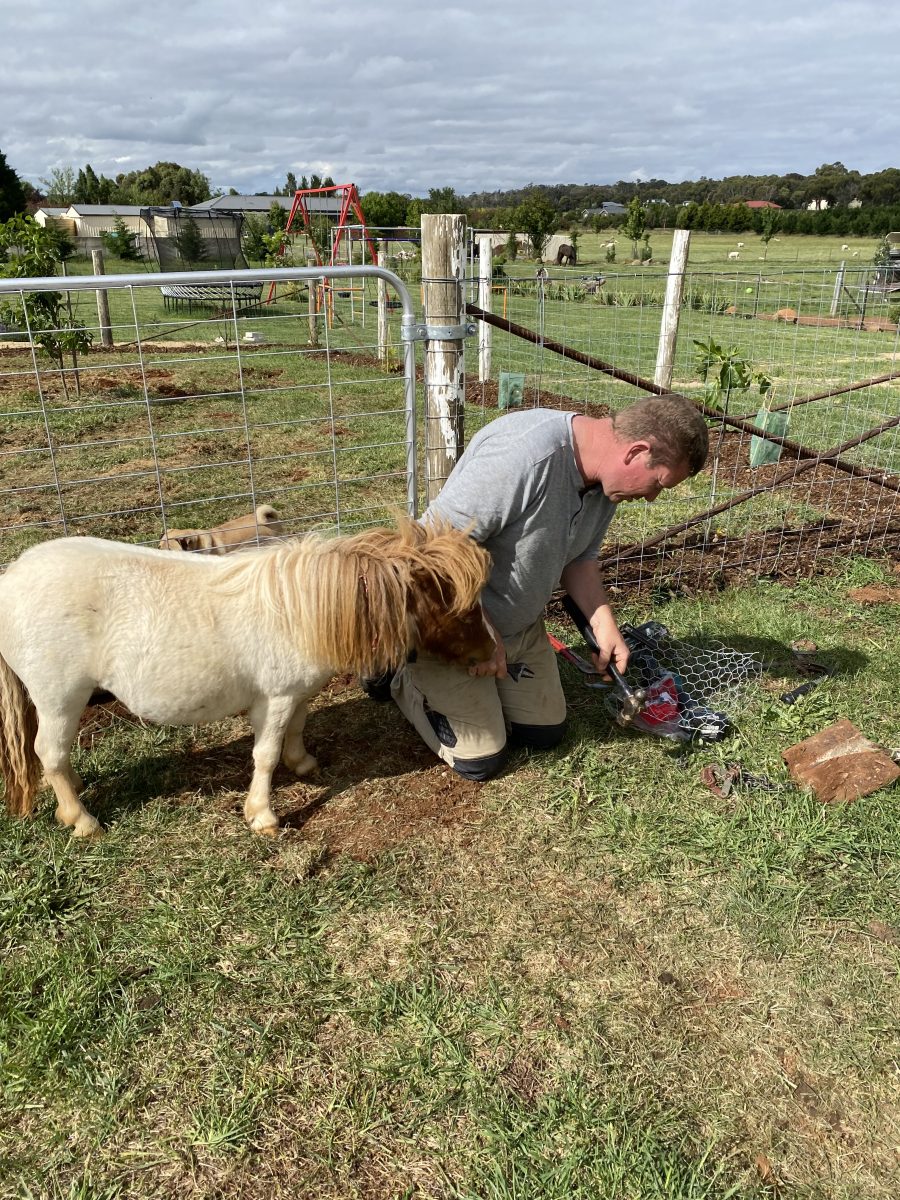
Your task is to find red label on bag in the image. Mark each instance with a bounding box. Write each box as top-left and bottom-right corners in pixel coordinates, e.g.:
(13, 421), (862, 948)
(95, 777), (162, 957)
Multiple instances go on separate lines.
(638, 674), (680, 726)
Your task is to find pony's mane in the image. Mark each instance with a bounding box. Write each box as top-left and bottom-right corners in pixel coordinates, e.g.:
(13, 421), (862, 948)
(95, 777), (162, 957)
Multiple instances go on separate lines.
(214, 518), (489, 675)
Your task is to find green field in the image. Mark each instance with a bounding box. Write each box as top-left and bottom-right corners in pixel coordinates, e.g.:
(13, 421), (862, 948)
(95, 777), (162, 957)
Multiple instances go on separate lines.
(1, 236), (898, 574)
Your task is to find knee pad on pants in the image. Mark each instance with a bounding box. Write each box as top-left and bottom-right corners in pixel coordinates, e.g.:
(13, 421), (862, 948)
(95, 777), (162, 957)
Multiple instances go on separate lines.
(509, 719), (567, 751)
(451, 745), (509, 782)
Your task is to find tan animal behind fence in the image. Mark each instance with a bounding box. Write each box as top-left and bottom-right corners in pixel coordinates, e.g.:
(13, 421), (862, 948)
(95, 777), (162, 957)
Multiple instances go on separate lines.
(159, 505), (284, 553)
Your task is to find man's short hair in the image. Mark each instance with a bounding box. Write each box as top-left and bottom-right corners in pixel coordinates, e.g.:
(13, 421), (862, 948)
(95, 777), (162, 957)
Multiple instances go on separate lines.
(612, 395), (709, 476)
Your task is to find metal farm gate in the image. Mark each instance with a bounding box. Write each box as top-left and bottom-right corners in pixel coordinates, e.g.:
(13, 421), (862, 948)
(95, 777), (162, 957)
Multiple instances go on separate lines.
(0, 265), (425, 566)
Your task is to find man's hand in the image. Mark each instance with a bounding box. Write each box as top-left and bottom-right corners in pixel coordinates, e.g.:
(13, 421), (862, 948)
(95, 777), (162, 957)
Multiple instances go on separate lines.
(468, 619), (508, 679)
(589, 608), (630, 679)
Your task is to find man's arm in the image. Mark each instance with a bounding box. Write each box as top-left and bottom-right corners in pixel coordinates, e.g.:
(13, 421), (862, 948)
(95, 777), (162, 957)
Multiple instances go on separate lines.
(559, 558), (630, 675)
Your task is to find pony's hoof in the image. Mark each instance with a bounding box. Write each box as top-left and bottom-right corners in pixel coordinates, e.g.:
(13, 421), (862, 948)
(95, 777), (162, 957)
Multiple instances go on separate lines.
(287, 752), (318, 777)
(249, 813), (280, 835)
(72, 814), (102, 838)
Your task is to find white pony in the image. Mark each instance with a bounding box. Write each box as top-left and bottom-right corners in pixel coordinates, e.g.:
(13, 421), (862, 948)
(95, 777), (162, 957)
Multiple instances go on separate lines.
(0, 519), (493, 836)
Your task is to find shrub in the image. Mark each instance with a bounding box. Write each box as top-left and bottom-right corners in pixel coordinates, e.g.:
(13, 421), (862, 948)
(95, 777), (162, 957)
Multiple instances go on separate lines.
(100, 215), (142, 261)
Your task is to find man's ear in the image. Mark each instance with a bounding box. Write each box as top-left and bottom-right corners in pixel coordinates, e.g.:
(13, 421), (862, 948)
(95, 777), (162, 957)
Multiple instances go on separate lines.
(622, 440), (653, 465)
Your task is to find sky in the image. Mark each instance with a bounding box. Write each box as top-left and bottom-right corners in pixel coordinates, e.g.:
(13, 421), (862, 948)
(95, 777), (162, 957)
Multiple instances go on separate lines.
(3, 0), (898, 198)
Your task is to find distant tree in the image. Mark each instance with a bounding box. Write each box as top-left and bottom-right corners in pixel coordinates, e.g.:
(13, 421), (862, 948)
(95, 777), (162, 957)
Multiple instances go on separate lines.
(100, 215), (143, 261)
(20, 180), (44, 210)
(241, 213), (269, 264)
(114, 161), (211, 206)
(40, 166), (78, 206)
(74, 163), (116, 204)
(172, 214), (208, 267)
(858, 168), (900, 208)
(285, 171), (298, 195)
(620, 196), (647, 260)
(513, 190), (557, 259)
(422, 186), (467, 216)
(268, 201), (288, 232)
(802, 162), (861, 209)
(0, 150), (26, 221)
(759, 209), (781, 259)
(360, 191), (411, 229)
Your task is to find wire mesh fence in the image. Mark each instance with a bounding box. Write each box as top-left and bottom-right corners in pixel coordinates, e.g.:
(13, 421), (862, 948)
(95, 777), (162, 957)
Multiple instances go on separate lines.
(1, 256), (898, 595)
(0, 266), (419, 568)
(463, 261), (900, 593)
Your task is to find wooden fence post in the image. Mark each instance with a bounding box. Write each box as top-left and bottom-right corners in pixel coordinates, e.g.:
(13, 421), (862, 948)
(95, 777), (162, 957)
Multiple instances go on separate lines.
(306, 252), (319, 348)
(477, 234), (492, 383)
(653, 229), (691, 390)
(421, 213), (467, 502)
(91, 249), (114, 349)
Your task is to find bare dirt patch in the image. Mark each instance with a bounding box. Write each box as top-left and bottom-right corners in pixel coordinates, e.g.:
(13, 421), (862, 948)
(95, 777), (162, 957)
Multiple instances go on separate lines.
(79, 674), (485, 863)
(847, 584), (900, 604)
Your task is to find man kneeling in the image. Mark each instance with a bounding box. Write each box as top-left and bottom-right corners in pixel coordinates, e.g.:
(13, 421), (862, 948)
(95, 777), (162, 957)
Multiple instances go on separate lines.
(387, 397), (709, 780)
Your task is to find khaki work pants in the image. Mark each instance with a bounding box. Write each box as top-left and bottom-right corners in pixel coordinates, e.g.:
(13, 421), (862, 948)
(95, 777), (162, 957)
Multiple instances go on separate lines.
(392, 616), (567, 777)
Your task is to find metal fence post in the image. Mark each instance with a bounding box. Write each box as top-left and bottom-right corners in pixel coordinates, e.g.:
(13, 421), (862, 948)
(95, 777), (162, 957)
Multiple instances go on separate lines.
(421, 213), (466, 503)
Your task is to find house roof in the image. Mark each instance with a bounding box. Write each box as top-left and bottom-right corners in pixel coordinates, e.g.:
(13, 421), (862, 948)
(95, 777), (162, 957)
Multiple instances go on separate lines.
(191, 194), (342, 215)
(744, 200), (782, 209)
(66, 205), (147, 216)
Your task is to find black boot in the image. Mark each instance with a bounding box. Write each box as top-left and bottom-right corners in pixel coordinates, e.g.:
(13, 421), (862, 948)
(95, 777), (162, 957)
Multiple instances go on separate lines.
(360, 668), (396, 702)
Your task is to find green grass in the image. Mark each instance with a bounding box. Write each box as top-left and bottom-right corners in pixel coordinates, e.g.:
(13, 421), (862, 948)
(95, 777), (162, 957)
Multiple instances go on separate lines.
(1, 558), (898, 1198)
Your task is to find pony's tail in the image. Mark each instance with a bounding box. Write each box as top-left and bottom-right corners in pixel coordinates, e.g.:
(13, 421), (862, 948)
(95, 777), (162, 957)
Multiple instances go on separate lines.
(0, 653), (41, 816)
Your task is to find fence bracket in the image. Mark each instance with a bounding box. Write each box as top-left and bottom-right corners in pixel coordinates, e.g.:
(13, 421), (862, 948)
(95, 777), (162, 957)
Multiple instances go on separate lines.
(403, 321), (477, 342)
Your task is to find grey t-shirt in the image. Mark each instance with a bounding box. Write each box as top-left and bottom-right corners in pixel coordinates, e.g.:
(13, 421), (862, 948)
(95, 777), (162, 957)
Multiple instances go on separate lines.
(427, 409), (617, 636)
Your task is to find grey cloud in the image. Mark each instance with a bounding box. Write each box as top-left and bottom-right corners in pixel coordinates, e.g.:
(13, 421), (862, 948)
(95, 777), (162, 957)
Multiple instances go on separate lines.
(2, 0), (898, 193)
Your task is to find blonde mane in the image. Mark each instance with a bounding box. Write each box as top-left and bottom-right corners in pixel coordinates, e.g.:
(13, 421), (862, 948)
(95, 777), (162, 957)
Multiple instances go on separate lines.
(215, 517), (490, 676)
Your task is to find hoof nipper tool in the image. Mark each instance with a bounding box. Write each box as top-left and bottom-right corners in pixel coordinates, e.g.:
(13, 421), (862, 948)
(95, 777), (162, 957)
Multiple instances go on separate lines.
(560, 595), (647, 728)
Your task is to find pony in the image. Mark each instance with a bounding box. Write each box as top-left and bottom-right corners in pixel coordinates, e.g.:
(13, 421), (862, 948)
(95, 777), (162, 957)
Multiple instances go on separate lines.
(159, 503), (284, 554)
(0, 519), (494, 837)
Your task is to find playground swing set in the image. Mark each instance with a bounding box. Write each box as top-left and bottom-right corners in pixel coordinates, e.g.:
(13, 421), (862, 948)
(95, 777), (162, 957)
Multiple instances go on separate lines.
(265, 183), (379, 321)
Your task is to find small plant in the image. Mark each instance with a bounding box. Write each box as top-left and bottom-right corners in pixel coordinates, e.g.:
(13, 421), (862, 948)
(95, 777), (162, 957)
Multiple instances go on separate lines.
(684, 288), (731, 315)
(693, 337), (772, 411)
(0, 214), (92, 401)
(639, 234), (652, 262)
(605, 242), (616, 264)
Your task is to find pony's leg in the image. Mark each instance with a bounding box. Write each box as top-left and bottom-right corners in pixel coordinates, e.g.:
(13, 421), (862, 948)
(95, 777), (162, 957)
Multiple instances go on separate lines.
(281, 700), (317, 777)
(244, 695), (296, 833)
(34, 699), (99, 837)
